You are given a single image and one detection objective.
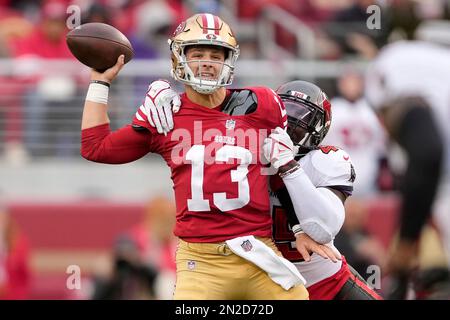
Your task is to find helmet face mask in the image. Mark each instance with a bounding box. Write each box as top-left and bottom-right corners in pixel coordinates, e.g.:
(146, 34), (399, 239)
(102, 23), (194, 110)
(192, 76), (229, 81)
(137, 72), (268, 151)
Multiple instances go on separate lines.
(169, 14), (240, 94)
(276, 81), (331, 153)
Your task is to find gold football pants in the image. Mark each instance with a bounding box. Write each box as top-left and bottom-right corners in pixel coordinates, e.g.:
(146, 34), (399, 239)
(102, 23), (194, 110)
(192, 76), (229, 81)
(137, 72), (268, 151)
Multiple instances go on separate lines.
(173, 237), (309, 300)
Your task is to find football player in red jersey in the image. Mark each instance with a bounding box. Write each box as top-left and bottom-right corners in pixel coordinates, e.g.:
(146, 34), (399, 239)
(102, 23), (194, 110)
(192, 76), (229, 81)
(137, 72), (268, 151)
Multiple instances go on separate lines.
(264, 80), (383, 300)
(78, 13), (329, 299)
(138, 77), (383, 299)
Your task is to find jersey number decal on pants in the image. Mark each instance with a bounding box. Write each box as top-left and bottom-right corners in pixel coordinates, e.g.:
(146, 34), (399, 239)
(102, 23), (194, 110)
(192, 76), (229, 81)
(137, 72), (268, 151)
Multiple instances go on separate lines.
(186, 145), (252, 212)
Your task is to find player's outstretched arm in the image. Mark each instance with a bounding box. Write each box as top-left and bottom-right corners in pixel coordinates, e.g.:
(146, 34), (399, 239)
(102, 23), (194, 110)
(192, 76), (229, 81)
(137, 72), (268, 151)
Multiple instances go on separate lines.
(82, 55), (125, 130)
(80, 55), (155, 164)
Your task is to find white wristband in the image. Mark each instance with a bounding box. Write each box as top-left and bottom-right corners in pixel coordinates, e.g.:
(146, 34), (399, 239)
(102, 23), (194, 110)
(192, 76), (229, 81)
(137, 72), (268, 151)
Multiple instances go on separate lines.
(292, 224), (303, 235)
(86, 83), (109, 105)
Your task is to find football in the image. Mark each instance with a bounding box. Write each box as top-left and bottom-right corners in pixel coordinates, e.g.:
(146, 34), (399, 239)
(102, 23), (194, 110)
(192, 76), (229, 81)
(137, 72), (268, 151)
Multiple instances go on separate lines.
(66, 22), (134, 72)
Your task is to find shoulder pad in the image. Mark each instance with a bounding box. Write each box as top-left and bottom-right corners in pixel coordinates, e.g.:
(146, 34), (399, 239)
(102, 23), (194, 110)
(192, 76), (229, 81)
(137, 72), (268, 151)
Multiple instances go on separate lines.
(222, 89), (257, 115)
(299, 146), (355, 189)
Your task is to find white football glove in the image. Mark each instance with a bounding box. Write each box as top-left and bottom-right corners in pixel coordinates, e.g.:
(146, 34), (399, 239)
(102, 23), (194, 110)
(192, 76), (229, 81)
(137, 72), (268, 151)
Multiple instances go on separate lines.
(263, 127), (297, 169)
(143, 80), (181, 135)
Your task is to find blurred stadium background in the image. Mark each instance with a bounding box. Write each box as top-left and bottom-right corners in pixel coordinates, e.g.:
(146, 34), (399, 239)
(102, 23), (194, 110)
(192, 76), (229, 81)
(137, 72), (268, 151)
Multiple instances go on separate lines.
(0, 0), (449, 299)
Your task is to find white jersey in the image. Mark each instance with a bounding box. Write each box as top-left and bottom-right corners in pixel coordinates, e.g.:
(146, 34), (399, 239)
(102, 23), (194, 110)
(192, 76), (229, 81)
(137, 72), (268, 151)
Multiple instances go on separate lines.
(365, 40), (450, 175)
(270, 146), (354, 286)
(322, 97), (386, 196)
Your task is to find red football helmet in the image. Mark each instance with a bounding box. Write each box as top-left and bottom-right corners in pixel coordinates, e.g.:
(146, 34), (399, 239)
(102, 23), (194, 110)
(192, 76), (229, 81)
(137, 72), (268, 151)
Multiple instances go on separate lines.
(276, 80), (331, 151)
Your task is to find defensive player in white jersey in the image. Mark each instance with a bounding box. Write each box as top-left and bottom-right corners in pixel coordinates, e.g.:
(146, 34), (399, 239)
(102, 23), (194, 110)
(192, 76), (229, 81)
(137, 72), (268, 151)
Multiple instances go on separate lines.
(365, 37), (450, 299)
(264, 80), (382, 300)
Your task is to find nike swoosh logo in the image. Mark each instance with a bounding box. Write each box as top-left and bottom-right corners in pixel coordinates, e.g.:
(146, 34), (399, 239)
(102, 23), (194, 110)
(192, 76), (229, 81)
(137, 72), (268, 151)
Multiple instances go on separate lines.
(343, 155), (349, 161)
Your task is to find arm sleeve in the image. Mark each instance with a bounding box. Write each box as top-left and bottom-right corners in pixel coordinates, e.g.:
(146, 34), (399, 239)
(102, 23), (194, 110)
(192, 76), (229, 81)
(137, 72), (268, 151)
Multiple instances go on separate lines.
(282, 167), (346, 244)
(396, 105), (444, 241)
(81, 123), (155, 164)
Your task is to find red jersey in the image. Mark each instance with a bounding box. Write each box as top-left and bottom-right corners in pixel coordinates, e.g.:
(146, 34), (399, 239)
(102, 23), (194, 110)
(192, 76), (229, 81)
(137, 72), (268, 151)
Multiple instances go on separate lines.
(83, 87), (287, 243)
(134, 87), (286, 242)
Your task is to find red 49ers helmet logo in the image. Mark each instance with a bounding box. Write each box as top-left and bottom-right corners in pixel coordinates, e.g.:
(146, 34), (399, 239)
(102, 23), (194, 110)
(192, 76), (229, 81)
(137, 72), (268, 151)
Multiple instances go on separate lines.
(172, 21), (186, 37)
(205, 33), (217, 40)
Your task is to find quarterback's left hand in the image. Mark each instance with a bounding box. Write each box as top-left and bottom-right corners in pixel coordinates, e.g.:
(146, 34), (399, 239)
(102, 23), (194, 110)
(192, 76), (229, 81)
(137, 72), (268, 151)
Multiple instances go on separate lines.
(143, 80), (181, 135)
(263, 127), (296, 170)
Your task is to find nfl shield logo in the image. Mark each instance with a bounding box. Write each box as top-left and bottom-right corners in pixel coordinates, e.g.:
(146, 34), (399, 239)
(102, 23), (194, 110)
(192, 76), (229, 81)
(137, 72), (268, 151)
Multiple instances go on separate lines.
(225, 119), (236, 130)
(187, 260), (196, 270)
(241, 240), (253, 252)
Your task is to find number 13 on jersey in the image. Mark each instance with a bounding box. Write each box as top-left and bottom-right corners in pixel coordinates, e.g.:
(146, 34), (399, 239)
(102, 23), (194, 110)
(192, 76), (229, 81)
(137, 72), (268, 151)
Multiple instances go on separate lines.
(186, 145), (253, 212)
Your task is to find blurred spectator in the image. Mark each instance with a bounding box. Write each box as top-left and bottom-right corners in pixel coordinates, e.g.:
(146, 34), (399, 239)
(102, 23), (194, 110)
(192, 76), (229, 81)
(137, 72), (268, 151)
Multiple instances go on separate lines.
(92, 196), (177, 300)
(0, 206), (31, 299)
(111, 0), (145, 37)
(324, 0), (387, 59)
(234, 0), (337, 58)
(81, 2), (113, 25)
(11, 0), (81, 158)
(118, 0), (186, 123)
(0, 7), (33, 164)
(0, 7), (33, 57)
(233, 0), (270, 20)
(91, 235), (158, 300)
(131, 0), (177, 59)
(111, 0), (186, 39)
(385, 0), (422, 41)
(324, 68), (393, 294)
(11, 0), (74, 69)
(184, 0), (221, 15)
(1, 0), (43, 22)
(0, 77), (30, 165)
(322, 68), (390, 197)
(128, 196), (177, 299)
